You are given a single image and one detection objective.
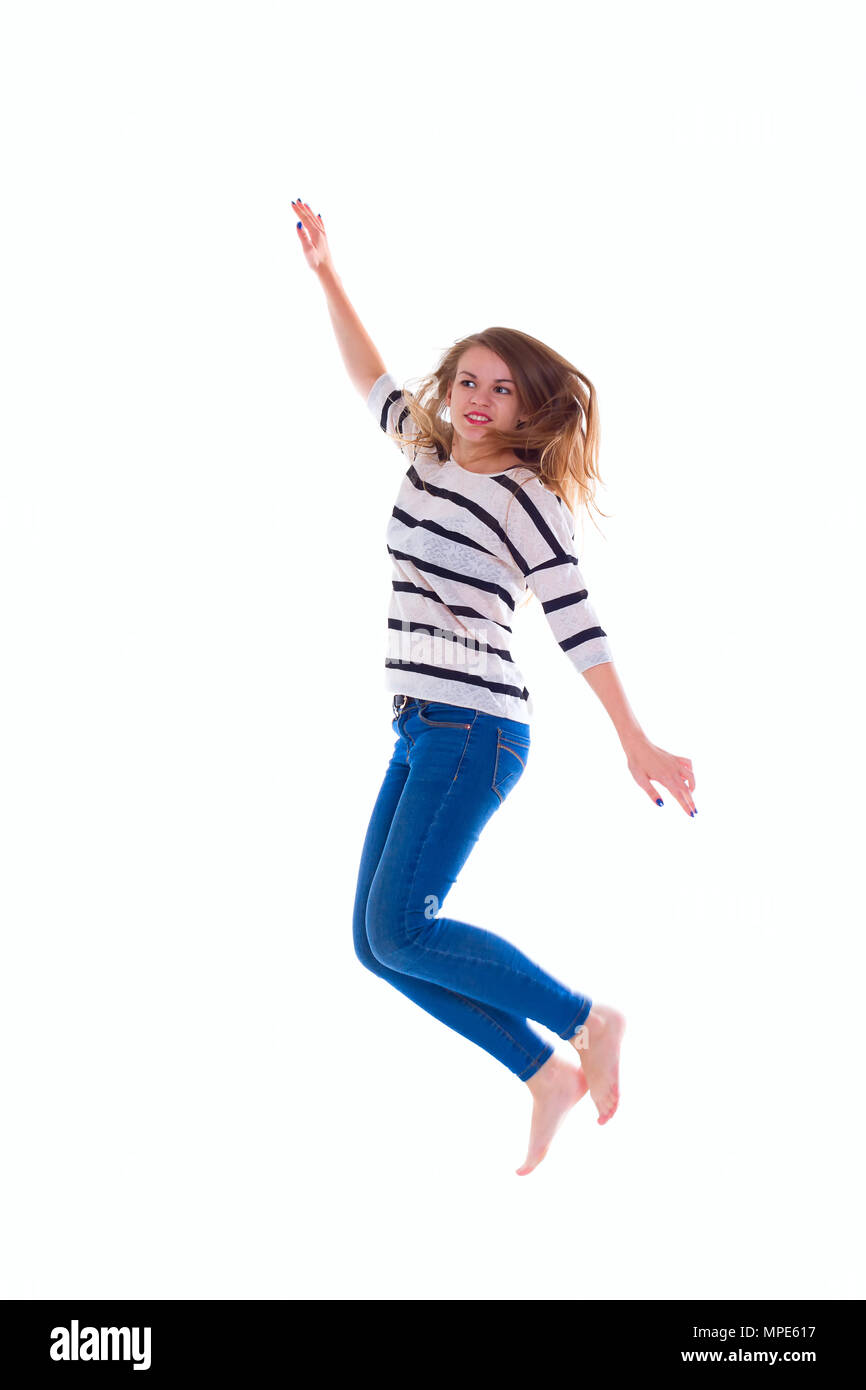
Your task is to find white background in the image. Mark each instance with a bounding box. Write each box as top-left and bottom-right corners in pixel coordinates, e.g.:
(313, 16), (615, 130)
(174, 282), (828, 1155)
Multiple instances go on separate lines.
(1, 0), (863, 1300)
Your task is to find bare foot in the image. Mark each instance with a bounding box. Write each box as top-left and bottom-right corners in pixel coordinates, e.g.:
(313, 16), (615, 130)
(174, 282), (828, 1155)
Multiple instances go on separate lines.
(515, 1055), (589, 1176)
(569, 1003), (626, 1125)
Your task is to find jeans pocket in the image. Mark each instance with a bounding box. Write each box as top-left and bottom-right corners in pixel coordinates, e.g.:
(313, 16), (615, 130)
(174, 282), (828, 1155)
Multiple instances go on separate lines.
(491, 728), (530, 803)
(418, 701), (474, 729)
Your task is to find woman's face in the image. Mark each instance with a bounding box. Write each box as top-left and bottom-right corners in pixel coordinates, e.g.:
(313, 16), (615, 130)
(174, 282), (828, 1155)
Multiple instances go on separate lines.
(446, 347), (524, 448)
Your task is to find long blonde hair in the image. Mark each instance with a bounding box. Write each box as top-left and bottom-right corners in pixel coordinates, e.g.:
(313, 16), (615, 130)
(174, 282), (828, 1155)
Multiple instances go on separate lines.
(386, 326), (612, 540)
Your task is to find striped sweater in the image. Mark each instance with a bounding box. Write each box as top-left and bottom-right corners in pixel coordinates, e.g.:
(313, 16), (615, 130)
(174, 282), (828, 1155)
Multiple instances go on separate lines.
(367, 370), (613, 722)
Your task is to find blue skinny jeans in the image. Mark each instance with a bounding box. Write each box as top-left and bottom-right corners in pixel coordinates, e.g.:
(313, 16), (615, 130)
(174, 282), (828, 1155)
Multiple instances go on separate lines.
(352, 696), (592, 1082)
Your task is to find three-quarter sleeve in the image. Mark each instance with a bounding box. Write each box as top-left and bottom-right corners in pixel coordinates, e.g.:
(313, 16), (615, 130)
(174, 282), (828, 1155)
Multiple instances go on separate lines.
(366, 370), (426, 463)
(509, 482), (613, 676)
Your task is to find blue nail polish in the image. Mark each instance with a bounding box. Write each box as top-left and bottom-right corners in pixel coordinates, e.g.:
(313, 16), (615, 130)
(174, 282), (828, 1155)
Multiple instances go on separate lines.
(297, 221), (302, 228)
(690, 810), (694, 816)
(656, 798), (663, 806)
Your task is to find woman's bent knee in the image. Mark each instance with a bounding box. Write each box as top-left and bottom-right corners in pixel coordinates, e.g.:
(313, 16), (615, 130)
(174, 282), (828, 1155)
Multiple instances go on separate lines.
(366, 895), (427, 968)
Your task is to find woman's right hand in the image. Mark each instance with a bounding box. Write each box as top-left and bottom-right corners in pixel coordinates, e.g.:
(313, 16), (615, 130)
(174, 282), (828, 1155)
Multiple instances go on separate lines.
(291, 198), (334, 276)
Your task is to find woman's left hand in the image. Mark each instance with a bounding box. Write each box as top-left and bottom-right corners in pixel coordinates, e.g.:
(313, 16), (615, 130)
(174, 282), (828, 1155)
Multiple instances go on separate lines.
(622, 734), (696, 816)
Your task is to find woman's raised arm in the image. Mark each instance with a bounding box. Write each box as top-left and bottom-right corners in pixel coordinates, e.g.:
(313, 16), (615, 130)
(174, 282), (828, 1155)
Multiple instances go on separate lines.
(291, 198), (387, 399)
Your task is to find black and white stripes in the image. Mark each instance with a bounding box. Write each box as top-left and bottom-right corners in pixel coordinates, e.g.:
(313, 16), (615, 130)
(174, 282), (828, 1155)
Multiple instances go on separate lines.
(367, 371), (612, 721)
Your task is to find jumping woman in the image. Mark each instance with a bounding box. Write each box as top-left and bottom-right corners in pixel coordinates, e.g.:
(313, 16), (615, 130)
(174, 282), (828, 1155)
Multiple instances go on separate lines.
(292, 197), (696, 1176)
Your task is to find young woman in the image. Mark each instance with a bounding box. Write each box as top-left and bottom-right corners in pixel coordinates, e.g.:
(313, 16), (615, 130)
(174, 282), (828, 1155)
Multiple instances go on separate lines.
(292, 197), (697, 1176)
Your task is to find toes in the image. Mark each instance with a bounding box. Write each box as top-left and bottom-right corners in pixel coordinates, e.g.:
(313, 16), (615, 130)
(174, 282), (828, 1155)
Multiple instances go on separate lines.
(516, 1152), (542, 1176)
(517, 1140), (550, 1175)
(594, 1088), (619, 1123)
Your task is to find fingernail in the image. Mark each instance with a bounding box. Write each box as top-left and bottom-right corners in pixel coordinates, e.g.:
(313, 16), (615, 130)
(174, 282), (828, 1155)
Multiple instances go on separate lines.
(690, 810), (694, 817)
(656, 798), (663, 806)
(297, 221), (302, 228)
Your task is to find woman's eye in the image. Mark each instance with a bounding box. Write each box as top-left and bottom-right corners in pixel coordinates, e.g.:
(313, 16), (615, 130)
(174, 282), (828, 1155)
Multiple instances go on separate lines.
(460, 379), (509, 394)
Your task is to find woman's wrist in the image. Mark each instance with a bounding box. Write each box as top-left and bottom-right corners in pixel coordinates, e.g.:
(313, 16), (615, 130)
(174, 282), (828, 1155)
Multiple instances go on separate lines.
(316, 262), (341, 293)
(618, 724), (649, 753)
